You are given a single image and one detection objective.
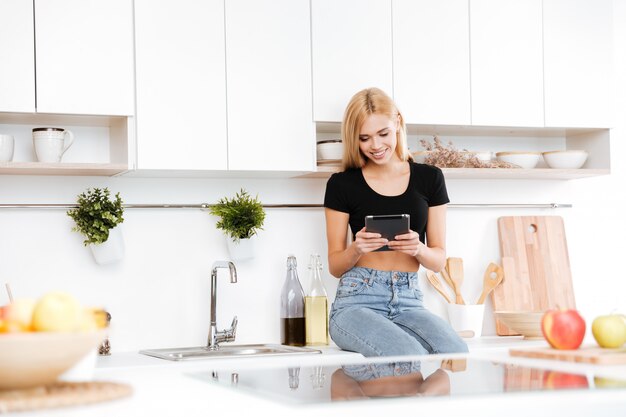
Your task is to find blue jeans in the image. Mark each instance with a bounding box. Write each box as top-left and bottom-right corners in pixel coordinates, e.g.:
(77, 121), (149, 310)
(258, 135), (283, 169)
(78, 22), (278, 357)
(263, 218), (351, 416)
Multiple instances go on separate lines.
(329, 267), (468, 357)
(342, 362), (422, 381)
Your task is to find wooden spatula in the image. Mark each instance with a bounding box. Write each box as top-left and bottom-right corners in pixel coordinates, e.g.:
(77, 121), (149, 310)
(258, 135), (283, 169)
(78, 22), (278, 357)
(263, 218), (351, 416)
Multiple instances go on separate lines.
(426, 270), (453, 304)
(476, 262), (504, 304)
(446, 257), (465, 304)
(439, 265), (455, 291)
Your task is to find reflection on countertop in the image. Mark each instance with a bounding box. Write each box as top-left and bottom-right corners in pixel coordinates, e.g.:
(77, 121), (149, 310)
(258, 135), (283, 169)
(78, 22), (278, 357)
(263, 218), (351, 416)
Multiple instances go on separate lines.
(188, 356), (626, 406)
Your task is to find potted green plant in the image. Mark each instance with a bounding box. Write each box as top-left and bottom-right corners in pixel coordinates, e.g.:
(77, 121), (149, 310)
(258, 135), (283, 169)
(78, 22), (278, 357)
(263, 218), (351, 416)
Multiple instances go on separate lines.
(67, 187), (125, 265)
(209, 188), (266, 261)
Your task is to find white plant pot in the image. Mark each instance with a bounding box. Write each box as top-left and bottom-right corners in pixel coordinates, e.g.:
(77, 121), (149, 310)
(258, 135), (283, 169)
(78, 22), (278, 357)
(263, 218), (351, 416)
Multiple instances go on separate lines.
(90, 226), (125, 265)
(226, 235), (256, 262)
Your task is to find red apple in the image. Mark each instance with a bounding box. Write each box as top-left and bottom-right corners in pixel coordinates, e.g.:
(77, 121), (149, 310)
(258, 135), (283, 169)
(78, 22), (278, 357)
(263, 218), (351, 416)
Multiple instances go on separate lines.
(2, 299), (36, 332)
(541, 308), (586, 350)
(543, 370), (589, 390)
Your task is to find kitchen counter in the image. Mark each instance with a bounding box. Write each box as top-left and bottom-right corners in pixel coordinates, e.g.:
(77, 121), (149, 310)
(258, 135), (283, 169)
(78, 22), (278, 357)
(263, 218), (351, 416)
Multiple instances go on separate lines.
(14, 338), (626, 417)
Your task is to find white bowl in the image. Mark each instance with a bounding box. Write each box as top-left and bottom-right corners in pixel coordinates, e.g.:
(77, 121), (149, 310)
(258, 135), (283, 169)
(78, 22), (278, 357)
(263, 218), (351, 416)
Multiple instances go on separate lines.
(493, 311), (544, 339)
(542, 150), (588, 169)
(462, 151), (492, 162)
(0, 331), (104, 390)
(495, 151), (541, 169)
(411, 151), (433, 163)
(317, 140), (342, 161)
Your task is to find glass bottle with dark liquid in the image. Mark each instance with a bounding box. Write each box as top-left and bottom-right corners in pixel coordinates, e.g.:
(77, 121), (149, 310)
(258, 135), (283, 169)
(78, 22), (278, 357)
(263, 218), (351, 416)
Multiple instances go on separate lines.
(280, 255), (305, 346)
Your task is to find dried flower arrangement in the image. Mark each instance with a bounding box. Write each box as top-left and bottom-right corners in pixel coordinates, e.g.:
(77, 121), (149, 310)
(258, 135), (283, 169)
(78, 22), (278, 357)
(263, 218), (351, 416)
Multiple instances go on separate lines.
(418, 136), (519, 168)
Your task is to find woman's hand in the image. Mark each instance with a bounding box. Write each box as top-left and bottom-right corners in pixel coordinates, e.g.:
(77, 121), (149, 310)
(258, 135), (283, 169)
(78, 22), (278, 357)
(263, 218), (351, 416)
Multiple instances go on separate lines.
(387, 230), (423, 257)
(352, 227), (388, 255)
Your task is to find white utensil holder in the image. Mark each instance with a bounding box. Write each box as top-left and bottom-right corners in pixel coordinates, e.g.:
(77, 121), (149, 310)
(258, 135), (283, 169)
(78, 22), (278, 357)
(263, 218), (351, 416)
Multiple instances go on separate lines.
(447, 303), (485, 338)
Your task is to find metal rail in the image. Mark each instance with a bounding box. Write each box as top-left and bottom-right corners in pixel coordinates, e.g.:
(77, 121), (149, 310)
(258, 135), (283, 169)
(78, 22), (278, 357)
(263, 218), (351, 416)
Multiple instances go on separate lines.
(0, 203), (572, 209)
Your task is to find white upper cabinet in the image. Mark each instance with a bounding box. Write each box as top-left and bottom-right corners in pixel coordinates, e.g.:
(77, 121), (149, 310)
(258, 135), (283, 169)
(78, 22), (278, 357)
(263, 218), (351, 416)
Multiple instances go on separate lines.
(312, 0), (393, 122)
(470, 0), (544, 127)
(134, 0), (227, 170)
(35, 0), (134, 115)
(393, 0), (471, 126)
(543, 0), (612, 128)
(0, 0), (35, 113)
(226, 0), (314, 171)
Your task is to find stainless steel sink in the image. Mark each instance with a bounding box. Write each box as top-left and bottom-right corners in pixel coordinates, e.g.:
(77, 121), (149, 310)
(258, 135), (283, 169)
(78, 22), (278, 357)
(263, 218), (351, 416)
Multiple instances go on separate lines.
(139, 344), (322, 361)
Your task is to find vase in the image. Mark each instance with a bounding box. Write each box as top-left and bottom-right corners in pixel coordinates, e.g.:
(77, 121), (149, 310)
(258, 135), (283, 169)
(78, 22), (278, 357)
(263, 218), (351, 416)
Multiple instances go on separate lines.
(226, 235), (256, 261)
(90, 226), (125, 265)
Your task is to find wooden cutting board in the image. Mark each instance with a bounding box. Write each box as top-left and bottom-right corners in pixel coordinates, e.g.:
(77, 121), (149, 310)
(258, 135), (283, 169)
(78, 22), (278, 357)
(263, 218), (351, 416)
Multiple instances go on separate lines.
(510, 346), (626, 365)
(493, 216), (576, 335)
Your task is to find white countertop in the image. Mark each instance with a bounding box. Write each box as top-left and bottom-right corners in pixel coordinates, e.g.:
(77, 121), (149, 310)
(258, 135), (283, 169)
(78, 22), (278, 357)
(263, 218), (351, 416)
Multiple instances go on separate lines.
(16, 337), (626, 417)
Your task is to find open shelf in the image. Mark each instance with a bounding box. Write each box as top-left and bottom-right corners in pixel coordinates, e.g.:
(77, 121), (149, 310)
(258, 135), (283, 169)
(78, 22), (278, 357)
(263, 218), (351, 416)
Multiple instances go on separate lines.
(299, 164), (610, 180)
(313, 123), (611, 181)
(0, 112), (131, 177)
(0, 162), (128, 176)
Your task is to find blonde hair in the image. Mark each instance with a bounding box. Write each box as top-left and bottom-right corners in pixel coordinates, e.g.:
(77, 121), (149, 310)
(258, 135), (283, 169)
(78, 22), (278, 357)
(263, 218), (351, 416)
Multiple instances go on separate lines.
(341, 87), (412, 170)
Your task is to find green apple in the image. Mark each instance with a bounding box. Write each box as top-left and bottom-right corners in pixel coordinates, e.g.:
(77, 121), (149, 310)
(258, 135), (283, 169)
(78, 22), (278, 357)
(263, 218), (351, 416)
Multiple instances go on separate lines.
(594, 376), (626, 388)
(32, 292), (82, 332)
(591, 314), (626, 348)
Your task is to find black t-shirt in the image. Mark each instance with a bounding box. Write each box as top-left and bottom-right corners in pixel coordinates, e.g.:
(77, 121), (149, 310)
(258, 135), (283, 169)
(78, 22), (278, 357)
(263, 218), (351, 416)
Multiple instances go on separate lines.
(323, 162), (449, 244)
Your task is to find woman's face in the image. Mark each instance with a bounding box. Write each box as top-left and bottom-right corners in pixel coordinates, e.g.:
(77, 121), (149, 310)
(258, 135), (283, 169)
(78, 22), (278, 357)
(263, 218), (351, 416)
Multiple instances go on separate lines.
(358, 113), (399, 165)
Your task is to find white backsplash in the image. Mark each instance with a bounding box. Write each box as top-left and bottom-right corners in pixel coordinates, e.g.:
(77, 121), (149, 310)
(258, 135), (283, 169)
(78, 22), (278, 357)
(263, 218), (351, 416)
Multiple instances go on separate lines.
(1, 167), (625, 352)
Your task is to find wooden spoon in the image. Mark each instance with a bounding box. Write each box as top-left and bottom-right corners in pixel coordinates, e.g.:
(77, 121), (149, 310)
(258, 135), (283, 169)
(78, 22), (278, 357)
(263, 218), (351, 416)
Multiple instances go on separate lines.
(441, 358), (467, 372)
(446, 257), (465, 304)
(425, 271), (453, 304)
(476, 262), (504, 304)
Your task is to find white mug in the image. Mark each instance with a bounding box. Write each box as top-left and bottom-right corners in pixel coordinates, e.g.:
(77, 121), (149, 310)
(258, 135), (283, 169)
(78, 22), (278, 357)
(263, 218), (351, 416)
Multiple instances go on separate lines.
(0, 134), (14, 162)
(33, 128), (74, 163)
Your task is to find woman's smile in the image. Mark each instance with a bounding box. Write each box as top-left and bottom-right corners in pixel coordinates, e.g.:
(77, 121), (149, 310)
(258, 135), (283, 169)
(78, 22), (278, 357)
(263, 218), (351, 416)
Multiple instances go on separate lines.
(370, 148), (388, 159)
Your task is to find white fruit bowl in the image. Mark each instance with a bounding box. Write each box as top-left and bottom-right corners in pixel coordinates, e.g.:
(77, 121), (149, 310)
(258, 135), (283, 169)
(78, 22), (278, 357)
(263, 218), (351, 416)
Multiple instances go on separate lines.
(493, 311), (544, 339)
(495, 152), (541, 169)
(0, 331), (104, 390)
(542, 150), (588, 169)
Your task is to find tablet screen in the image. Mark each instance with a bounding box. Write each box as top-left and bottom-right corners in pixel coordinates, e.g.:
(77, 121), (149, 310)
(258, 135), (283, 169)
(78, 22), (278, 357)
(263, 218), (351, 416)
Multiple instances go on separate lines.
(364, 214), (410, 252)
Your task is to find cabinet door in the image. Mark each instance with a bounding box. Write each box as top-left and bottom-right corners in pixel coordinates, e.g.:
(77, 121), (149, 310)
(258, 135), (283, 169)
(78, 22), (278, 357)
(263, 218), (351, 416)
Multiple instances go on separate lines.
(134, 0), (227, 170)
(35, 0), (134, 115)
(393, 0), (470, 125)
(543, 0), (612, 128)
(312, 0), (393, 122)
(470, 0), (543, 127)
(226, 0), (314, 171)
(0, 0), (35, 113)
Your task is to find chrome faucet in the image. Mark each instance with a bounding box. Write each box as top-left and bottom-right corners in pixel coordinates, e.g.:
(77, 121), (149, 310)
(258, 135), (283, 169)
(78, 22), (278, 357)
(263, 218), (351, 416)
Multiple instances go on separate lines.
(207, 261), (238, 350)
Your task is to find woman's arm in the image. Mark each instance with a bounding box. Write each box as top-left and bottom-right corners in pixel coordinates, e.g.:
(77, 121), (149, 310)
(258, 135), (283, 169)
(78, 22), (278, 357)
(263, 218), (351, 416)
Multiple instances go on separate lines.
(387, 204), (447, 272)
(325, 208), (388, 278)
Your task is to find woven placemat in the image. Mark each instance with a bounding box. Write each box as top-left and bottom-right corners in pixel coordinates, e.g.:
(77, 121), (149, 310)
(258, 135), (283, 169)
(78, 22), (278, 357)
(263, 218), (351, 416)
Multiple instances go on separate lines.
(0, 381), (133, 413)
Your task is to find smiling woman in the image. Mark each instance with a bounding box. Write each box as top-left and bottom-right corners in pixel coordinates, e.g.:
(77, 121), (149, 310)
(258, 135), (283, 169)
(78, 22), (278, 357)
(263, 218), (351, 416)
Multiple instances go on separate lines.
(323, 87), (468, 358)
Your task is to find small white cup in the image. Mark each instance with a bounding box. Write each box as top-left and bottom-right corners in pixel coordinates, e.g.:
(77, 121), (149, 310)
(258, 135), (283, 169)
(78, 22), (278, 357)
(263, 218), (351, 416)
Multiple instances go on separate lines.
(0, 134), (15, 162)
(447, 303), (485, 338)
(33, 127), (74, 162)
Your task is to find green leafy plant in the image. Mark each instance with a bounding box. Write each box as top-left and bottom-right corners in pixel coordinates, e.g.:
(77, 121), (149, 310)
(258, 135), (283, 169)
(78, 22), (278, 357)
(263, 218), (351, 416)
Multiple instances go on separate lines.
(67, 187), (124, 246)
(209, 189), (265, 242)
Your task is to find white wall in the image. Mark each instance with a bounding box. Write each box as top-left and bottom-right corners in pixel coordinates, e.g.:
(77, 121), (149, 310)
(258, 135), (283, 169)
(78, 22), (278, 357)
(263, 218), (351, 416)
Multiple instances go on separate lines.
(1, 164), (622, 352)
(1, 3), (624, 353)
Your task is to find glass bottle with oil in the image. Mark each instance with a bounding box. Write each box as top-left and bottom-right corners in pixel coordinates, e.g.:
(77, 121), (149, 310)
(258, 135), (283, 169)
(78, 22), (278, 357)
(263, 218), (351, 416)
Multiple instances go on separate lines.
(280, 255), (305, 346)
(305, 254), (329, 346)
